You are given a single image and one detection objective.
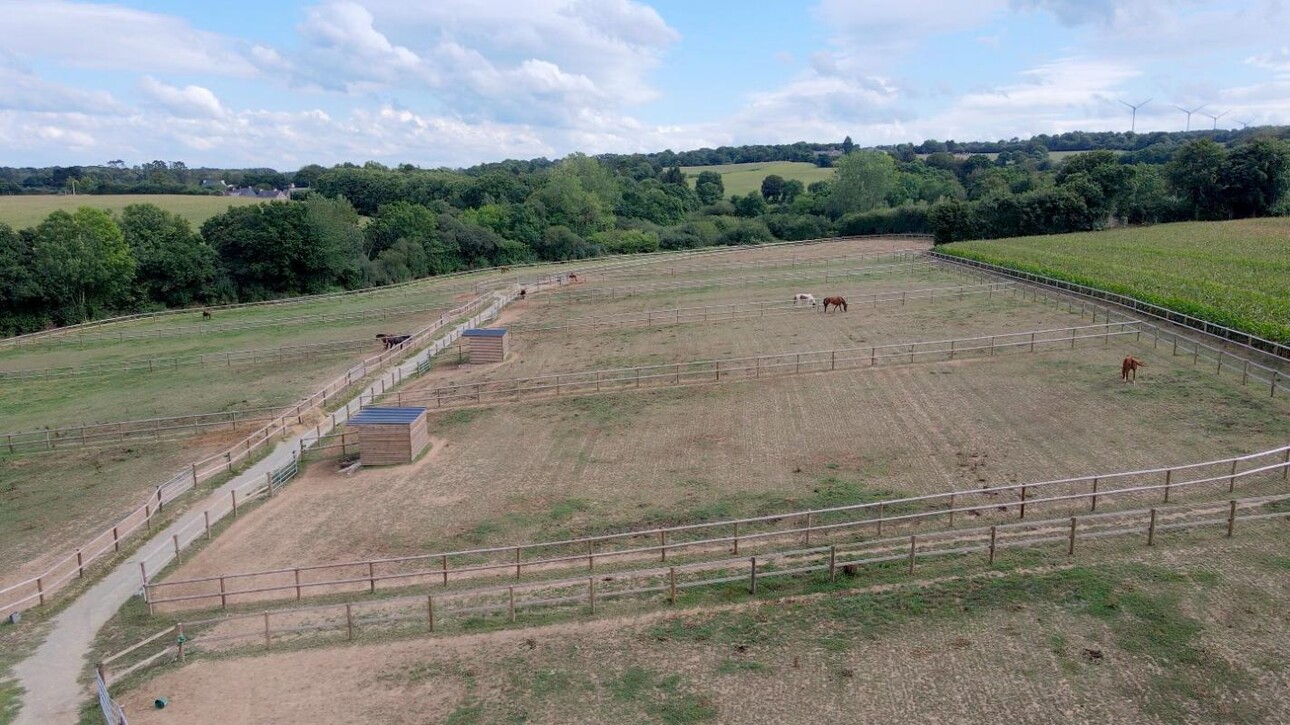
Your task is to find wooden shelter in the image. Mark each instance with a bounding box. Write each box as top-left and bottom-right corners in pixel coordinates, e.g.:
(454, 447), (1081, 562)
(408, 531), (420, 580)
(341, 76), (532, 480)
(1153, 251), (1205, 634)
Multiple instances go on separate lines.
(349, 407), (430, 465)
(463, 327), (509, 363)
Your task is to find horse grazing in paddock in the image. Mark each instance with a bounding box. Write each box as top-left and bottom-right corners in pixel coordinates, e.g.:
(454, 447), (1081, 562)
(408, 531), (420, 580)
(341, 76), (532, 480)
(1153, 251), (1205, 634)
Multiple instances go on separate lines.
(1121, 356), (1146, 383)
(567, 273), (580, 283)
(376, 333), (411, 350)
(821, 296), (848, 313)
(793, 293), (817, 307)
(201, 309), (212, 320)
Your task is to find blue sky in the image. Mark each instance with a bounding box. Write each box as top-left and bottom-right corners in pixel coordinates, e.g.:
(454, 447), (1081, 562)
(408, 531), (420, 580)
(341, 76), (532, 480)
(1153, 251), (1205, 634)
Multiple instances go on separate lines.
(1, 0), (1287, 169)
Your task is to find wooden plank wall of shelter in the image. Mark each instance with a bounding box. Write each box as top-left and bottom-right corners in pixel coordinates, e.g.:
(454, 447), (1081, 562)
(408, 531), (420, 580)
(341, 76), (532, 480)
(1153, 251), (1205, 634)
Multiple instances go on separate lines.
(465, 329), (509, 363)
(354, 409), (430, 465)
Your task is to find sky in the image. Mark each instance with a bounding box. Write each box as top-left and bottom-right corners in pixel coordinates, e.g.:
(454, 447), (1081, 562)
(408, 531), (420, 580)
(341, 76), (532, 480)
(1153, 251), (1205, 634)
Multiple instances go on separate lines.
(1, 0), (1288, 170)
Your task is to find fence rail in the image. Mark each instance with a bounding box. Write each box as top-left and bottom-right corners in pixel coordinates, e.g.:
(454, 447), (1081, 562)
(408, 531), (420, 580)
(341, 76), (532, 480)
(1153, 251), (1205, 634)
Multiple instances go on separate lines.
(536, 259), (939, 303)
(0, 337), (379, 381)
(931, 251), (1290, 360)
(563, 248), (923, 284)
(508, 282), (1016, 334)
(104, 491), (1290, 686)
(143, 443), (1290, 611)
(0, 290), (506, 618)
(1, 406), (288, 454)
(380, 320), (1140, 410)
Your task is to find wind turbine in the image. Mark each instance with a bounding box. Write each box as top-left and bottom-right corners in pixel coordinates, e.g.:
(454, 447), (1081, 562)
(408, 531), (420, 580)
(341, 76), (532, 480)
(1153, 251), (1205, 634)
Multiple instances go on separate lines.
(1119, 98), (1152, 133)
(1175, 104), (1206, 132)
(1238, 119), (1253, 129)
(1201, 110), (1228, 130)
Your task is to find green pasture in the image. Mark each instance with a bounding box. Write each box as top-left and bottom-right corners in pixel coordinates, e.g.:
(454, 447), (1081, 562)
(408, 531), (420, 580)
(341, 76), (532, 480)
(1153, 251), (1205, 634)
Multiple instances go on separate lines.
(680, 161), (836, 197)
(942, 218), (1290, 343)
(0, 194), (265, 229)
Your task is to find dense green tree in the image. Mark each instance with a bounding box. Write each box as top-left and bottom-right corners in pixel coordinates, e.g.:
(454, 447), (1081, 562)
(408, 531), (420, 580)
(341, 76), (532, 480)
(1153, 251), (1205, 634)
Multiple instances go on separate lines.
(1221, 138), (1290, 217)
(364, 202), (439, 260)
(826, 151), (896, 218)
(303, 196), (365, 289)
(119, 204), (217, 307)
(928, 199), (979, 244)
(760, 174), (787, 203)
(694, 171), (725, 206)
(1167, 139), (1228, 219)
(292, 164), (327, 188)
(534, 225), (597, 260)
(732, 191), (767, 217)
(32, 208), (135, 321)
(0, 223), (45, 334)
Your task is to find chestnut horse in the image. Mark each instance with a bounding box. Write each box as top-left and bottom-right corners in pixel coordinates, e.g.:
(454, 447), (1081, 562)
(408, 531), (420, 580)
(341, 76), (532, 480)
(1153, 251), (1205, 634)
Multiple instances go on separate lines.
(1121, 356), (1145, 383)
(822, 296), (847, 312)
(201, 309), (212, 320)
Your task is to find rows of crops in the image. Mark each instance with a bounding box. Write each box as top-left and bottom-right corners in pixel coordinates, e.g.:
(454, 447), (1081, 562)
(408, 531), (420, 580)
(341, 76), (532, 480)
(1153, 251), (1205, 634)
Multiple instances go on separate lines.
(941, 218), (1290, 343)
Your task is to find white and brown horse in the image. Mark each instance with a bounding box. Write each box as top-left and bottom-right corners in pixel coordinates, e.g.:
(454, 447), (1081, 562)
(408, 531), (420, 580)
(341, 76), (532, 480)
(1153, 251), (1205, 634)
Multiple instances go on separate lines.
(793, 293), (817, 307)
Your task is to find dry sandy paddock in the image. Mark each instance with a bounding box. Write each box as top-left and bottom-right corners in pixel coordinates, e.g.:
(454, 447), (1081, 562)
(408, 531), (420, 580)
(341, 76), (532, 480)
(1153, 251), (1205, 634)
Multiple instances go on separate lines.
(120, 521), (1290, 724)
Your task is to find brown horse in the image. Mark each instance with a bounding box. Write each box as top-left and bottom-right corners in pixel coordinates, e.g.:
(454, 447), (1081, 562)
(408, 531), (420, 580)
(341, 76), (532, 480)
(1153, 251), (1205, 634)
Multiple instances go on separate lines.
(201, 309), (212, 320)
(1121, 356), (1145, 383)
(822, 296), (847, 312)
(568, 273), (580, 283)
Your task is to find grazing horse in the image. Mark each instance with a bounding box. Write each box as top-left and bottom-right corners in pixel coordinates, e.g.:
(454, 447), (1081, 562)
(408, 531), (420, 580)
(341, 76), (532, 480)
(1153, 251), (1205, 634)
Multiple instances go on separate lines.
(793, 293), (817, 307)
(821, 296), (848, 313)
(376, 333), (411, 350)
(1121, 356), (1146, 383)
(519, 288), (527, 300)
(202, 309), (212, 320)
(568, 273), (580, 283)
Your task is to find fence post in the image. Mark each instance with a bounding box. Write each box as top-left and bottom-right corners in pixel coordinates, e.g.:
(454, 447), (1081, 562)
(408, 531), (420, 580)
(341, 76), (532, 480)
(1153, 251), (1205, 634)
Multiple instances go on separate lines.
(172, 534), (180, 558)
(589, 578), (596, 614)
(346, 604), (353, 640)
(669, 567), (677, 604)
(988, 526), (997, 564)
(1228, 459), (1238, 492)
(907, 535), (916, 574)
(427, 596), (435, 631)
(219, 577), (227, 609)
(177, 624), (185, 663)
(76, 550), (84, 578)
(368, 562), (376, 593)
(660, 531), (667, 562)
(804, 512), (813, 545)
(112, 526), (120, 552)
(1284, 448), (1289, 481)
(1090, 478), (1099, 511)
(266, 471), (274, 497)
(1068, 517), (1077, 556)
(1227, 500), (1237, 537)
(232, 490), (238, 518)
(204, 511), (211, 540)
(749, 557), (757, 595)
(732, 522), (739, 554)
(948, 493), (955, 527)
(1164, 469), (1171, 503)
(1147, 509), (1157, 546)
(1019, 485), (1027, 519)
(828, 545), (837, 583)
(442, 555), (449, 586)
(295, 569), (302, 600)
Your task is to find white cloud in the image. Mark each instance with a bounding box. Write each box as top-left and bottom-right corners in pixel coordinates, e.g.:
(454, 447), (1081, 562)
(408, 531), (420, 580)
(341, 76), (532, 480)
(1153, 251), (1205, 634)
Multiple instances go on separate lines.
(1247, 47), (1290, 75)
(0, 50), (121, 114)
(138, 77), (227, 119)
(0, 0), (257, 75)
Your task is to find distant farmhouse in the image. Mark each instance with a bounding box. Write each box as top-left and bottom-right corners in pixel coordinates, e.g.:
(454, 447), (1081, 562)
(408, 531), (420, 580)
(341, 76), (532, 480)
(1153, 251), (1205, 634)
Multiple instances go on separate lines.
(224, 185), (292, 201)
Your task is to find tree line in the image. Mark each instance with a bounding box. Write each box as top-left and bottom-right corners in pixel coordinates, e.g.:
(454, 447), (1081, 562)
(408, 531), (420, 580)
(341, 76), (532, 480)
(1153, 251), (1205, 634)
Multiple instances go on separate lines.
(3, 131), (1288, 337)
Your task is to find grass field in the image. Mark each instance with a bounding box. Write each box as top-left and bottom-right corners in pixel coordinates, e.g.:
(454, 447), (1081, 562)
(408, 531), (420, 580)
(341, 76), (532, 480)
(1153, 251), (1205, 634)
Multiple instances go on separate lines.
(72, 233), (1290, 724)
(159, 260), (1290, 584)
(680, 161), (836, 197)
(942, 218), (1290, 343)
(114, 520), (1290, 724)
(0, 194), (265, 228)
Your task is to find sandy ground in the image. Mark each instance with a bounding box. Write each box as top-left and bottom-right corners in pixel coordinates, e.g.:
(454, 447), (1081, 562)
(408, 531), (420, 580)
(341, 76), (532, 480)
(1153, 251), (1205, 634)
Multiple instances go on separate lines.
(117, 522), (1290, 724)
